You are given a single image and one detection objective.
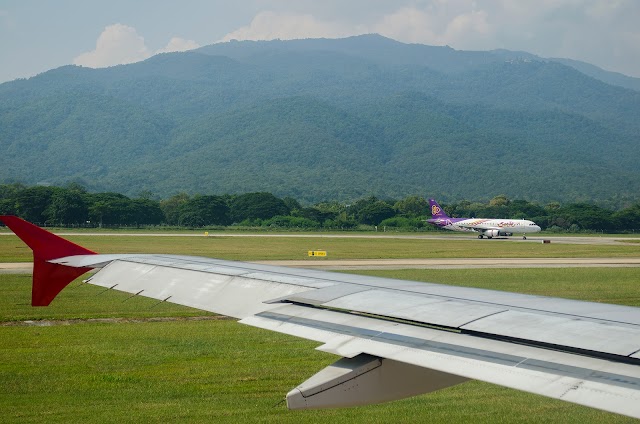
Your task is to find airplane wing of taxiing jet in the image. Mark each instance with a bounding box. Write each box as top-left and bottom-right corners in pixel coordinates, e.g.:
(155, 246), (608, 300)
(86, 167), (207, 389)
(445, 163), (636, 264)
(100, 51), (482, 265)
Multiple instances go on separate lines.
(2, 215), (639, 418)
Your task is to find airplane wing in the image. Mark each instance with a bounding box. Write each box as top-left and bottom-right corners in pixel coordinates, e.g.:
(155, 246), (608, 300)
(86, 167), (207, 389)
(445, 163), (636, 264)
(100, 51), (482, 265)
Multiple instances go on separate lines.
(3, 216), (640, 418)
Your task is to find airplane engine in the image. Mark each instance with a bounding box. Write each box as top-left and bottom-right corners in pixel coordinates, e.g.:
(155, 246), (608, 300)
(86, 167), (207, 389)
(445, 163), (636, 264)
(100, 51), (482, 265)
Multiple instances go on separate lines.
(485, 229), (500, 238)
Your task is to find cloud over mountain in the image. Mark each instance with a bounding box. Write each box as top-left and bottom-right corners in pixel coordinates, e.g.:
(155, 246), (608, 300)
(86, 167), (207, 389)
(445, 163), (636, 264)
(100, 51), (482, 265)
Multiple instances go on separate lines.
(220, 11), (355, 42)
(74, 24), (198, 68)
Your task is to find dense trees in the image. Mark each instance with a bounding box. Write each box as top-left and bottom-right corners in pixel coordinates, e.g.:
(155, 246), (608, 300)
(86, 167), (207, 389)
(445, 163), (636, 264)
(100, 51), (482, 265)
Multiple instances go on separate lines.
(2, 184), (640, 232)
(176, 195), (230, 226)
(46, 187), (88, 225)
(613, 204), (640, 230)
(230, 192), (290, 223)
(351, 197), (396, 226)
(15, 186), (57, 223)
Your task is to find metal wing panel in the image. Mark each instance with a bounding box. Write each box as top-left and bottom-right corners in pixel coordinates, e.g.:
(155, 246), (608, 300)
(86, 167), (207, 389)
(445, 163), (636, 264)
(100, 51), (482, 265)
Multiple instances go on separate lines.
(239, 271), (336, 288)
(282, 284), (371, 305)
(323, 289), (507, 328)
(87, 260), (314, 318)
(372, 282), (640, 326)
(462, 310), (640, 356)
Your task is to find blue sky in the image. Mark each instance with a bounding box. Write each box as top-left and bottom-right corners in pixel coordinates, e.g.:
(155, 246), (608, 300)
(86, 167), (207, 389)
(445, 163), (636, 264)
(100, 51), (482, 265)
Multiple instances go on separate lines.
(1, 0), (639, 83)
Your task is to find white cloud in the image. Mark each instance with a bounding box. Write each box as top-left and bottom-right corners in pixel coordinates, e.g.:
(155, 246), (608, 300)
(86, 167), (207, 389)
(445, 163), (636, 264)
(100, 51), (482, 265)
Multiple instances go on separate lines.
(220, 11), (357, 42)
(74, 24), (199, 68)
(155, 37), (200, 54)
(74, 24), (152, 68)
(372, 7), (439, 44)
(371, 4), (493, 48)
(217, 5), (494, 49)
(219, 6), (493, 50)
(444, 10), (491, 43)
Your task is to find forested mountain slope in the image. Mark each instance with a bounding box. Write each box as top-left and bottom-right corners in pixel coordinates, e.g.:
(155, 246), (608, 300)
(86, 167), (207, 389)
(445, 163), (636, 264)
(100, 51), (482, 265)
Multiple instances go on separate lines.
(1, 35), (638, 203)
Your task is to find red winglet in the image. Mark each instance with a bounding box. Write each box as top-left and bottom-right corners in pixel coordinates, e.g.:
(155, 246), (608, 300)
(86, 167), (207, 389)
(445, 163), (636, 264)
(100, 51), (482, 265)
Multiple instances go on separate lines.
(0, 216), (97, 306)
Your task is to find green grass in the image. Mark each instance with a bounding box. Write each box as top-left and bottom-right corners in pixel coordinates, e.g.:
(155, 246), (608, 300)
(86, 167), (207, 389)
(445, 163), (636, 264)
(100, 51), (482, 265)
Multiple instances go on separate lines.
(1, 232), (639, 422)
(619, 239), (640, 244)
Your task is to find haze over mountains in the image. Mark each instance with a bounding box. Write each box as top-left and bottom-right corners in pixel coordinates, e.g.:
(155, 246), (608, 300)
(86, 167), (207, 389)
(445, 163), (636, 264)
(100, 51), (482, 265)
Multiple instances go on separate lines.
(1, 34), (639, 203)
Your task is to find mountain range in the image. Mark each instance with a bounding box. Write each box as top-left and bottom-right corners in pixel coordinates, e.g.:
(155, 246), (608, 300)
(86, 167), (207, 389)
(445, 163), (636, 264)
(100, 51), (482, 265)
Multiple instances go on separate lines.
(1, 34), (639, 203)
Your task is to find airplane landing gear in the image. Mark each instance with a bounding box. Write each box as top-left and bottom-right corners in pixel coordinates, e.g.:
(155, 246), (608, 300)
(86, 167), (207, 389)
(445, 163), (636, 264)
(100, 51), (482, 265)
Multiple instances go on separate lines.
(478, 235), (484, 239)
(522, 235), (527, 240)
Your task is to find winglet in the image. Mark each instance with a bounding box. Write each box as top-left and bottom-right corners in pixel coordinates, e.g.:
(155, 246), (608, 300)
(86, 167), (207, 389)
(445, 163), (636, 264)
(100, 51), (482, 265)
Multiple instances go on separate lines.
(0, 216), (97, 306)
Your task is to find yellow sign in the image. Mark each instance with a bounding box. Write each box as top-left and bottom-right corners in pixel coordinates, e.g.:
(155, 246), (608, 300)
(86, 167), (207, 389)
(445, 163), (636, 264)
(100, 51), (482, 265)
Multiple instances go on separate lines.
(308, 250), (327, 257)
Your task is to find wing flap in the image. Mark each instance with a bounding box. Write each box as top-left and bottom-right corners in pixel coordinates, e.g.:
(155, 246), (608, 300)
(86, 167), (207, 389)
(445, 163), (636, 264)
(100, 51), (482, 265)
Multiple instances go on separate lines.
(285, 354), (468, 409)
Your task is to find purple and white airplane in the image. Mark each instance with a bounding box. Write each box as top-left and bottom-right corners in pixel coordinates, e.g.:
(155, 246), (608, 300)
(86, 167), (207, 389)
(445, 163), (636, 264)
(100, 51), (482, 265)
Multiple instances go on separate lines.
(426, 199), (541, 239)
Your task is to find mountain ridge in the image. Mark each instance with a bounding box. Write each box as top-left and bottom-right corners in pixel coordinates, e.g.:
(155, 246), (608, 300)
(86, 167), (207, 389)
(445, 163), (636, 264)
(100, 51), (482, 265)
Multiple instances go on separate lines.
(1, 34), (638, 203)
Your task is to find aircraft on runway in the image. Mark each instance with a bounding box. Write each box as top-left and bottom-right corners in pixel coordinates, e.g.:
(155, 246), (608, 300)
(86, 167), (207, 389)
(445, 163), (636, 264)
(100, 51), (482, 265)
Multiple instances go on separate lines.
(2, 215), (639, 419)
(426, 198), (541, 239)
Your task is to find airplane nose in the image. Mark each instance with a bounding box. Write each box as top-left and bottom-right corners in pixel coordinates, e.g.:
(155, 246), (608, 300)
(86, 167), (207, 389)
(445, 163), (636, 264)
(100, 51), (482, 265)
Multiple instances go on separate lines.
(534, 225), (541, 232)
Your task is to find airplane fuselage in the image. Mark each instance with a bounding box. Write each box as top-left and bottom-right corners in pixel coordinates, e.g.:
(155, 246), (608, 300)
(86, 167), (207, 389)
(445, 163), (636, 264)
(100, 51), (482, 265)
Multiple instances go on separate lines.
(429, 218), (539, 232)
(427, 217), (542, 238)
(426, 199), (542, 239)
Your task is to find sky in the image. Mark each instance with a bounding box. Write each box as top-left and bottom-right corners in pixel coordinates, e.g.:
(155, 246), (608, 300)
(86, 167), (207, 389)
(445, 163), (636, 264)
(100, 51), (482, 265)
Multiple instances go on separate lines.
(1, 0), (639, 83)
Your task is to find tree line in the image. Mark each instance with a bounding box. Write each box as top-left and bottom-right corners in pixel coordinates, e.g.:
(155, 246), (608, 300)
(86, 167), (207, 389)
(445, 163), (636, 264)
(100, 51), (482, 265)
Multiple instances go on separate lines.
(1, 184), (639, 232)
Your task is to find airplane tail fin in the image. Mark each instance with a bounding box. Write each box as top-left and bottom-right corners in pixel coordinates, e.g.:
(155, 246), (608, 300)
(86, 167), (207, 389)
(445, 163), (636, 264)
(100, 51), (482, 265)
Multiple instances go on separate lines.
(0, 216), (97, 306)
(428, 199), (449, 219)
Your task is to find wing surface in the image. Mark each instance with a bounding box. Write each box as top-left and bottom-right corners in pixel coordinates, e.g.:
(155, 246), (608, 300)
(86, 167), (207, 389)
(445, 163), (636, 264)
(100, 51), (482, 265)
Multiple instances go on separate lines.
(52, 253), (640, 417)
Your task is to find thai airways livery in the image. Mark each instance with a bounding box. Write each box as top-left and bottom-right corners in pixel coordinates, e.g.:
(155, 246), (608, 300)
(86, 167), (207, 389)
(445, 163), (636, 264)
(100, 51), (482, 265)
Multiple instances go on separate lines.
(426, 199), (541, 239)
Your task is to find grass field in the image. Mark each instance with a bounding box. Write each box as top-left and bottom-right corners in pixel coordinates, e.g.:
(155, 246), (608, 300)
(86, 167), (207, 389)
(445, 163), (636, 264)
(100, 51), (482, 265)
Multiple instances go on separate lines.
(1, 234), (639, 423)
